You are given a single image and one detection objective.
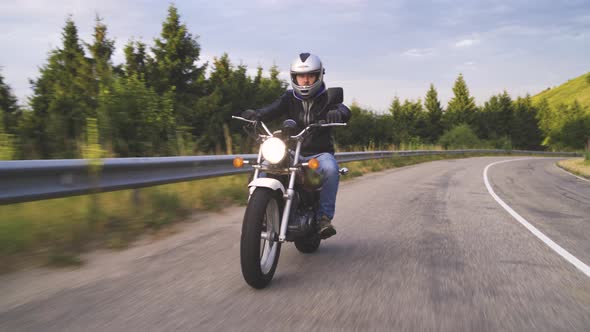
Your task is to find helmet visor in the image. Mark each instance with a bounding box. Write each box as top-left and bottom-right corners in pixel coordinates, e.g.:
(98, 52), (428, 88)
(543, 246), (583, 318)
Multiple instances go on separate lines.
(291, 71), (320, 86)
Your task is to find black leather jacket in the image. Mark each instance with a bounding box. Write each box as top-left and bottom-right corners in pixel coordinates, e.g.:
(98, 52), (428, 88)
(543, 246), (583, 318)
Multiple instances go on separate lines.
(255, 86), (351, 156)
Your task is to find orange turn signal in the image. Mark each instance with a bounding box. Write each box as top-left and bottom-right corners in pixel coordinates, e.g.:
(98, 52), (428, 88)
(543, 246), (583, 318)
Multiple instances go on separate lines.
(233, 157), (244, 168)
(308, 158), (320, 170)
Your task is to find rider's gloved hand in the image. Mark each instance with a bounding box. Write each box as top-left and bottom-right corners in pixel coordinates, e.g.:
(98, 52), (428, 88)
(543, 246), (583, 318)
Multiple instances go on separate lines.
(326, 109), (344, 123)
(241, 109), (259, 121)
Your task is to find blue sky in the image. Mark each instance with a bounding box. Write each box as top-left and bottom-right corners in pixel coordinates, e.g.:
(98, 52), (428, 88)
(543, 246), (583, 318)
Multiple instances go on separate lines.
(1, 0), (589, 112)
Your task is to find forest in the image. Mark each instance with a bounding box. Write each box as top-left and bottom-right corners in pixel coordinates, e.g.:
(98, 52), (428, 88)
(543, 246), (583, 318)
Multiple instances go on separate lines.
(1, 4), (589, 161)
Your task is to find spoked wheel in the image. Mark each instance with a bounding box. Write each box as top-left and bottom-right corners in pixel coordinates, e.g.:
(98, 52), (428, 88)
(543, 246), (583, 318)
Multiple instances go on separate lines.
(294, 234), (321, 253)
(240, 188), (282, 289)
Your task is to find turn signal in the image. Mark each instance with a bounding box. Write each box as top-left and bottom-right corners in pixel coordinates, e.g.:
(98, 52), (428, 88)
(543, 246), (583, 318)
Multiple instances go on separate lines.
(233, 157), (244, 168)
(308, 158), (320, 170)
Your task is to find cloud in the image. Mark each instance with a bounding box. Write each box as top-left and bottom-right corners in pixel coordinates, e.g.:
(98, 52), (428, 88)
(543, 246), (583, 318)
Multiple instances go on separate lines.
(491, 25), (545, 36)
(402, 48), (435, 57)
(254, 0), (367, 8)
(455, 61), (477, 72)
(573, 15), (590, 24)
(454, 38), (480, 48)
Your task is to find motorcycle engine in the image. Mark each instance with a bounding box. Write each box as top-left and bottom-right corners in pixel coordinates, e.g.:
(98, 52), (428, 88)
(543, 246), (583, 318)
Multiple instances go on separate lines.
(288, 208), (315, 237)
(287, 191), (315, 238)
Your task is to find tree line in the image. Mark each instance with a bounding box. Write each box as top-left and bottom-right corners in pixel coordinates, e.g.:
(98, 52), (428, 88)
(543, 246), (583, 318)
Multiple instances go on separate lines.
(1, 4), (589, 160)
(335, 74), (589, 152)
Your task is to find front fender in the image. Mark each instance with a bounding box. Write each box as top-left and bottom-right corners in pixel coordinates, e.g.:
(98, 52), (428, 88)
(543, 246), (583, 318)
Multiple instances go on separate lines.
(248, 178), (286, 196)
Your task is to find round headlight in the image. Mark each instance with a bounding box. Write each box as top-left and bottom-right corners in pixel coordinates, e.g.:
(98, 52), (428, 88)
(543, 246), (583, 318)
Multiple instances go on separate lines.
(261, 137), (287, 164)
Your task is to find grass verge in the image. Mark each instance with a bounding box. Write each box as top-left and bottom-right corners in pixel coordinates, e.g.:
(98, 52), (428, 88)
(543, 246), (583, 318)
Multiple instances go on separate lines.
(0, 175), (249, 273)
(0, 151), (568, 273)
(557, 158), (590, 179)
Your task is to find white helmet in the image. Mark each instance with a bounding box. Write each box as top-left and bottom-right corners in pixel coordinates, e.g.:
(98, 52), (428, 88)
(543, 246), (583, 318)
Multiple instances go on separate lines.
(290, 53), (325, 99)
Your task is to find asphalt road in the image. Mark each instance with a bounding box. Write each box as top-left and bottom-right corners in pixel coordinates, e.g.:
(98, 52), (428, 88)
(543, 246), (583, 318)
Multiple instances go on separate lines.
(1, 157), (589, 331)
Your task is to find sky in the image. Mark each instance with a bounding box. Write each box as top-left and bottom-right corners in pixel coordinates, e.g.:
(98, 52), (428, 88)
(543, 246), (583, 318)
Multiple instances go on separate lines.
(1, 0), (589, 113)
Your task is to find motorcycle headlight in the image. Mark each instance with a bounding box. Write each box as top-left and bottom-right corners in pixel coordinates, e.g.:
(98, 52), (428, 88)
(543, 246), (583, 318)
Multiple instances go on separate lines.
(261, 137), (287, 164)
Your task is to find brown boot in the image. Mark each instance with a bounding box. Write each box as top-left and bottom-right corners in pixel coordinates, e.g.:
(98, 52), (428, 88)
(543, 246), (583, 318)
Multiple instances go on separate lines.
(318, 216), (337, 239)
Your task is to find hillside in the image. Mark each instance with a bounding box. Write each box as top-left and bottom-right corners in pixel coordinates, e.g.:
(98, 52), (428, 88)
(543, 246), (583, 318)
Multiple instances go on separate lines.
(532, 71), (590, 109)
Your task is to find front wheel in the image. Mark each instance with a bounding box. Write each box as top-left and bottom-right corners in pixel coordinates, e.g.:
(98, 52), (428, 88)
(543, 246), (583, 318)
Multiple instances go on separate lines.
(240, 188), (282, 289)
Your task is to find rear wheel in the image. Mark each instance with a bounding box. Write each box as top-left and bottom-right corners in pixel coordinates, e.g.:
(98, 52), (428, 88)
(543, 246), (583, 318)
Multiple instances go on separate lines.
(294, 234), (321, 253)
(240, 188), (282, 289)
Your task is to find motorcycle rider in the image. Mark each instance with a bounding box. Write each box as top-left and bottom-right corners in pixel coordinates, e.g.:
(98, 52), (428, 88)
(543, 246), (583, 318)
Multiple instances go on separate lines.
(241, 52), (351, 239)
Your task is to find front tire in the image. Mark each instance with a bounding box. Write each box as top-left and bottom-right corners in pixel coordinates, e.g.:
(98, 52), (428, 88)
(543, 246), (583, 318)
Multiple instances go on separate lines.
(240, 188), (282, 289)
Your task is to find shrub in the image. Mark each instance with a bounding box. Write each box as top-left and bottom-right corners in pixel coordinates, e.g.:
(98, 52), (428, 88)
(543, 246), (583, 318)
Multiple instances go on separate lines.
(438, 124), (482, 149)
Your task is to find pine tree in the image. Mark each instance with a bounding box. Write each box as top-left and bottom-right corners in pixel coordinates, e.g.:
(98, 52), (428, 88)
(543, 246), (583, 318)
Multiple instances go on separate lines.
(496, 91), (513, 138)
(445, 73), (477, 130)
(254, 65), (287, 107)
(511, 95), (543, 150)
(478, 91), (513, 141)
(536, 98), (553, 139)
(402, 99), (425, 144)
(204, 54), (234, 153)
(0, 70), (20, 135)
(87, 15), (115, 85)
(124, 40), (149, 79)
(388, 96), (403, 145)
(424, 84), (443, 143)
(151, 4), (206, 126)
(99, 74), (176, 156)
(29, 17), (95, 158)
(0, 72), (18, 159)
(194, 54), (255, 153)
(87, 16), (116, 149)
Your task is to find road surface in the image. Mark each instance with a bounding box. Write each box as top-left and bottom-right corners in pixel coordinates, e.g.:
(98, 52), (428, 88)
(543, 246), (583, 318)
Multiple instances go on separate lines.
(1, 157), (589, 331)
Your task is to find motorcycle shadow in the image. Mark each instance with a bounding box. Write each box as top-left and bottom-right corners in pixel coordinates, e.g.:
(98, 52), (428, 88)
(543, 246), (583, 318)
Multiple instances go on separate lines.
(267, 242), (350, 287)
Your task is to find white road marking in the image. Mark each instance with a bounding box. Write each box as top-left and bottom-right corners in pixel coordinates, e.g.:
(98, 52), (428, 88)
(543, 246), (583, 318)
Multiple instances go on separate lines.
(556, 161), (590, 183)
(484, 158), (590, 278)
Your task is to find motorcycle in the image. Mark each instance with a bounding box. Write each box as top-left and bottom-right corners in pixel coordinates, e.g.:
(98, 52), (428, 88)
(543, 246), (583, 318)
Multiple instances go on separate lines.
(231, 87), (348, 289)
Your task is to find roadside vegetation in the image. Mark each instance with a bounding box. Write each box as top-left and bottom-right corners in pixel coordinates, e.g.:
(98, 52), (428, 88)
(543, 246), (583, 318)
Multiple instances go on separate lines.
(1, 3), (588, 272)
(558, 157), (590, 179)
(0, 175), (249, 273)
(1, 5), (589, 162)
(1, 150), (571, 273)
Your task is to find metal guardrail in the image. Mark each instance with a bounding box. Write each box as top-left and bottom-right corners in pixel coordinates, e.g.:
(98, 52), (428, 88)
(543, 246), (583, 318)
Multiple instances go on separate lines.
(0, 150), (580, 205)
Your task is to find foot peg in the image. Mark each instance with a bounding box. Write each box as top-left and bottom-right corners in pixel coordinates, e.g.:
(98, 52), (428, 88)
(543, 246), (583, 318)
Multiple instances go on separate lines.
(339, 167), (349, 176)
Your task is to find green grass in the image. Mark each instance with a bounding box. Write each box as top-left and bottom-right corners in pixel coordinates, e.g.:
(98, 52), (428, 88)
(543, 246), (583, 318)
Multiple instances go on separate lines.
(531, 71), (590, 109)
(0, 174), (249, 273)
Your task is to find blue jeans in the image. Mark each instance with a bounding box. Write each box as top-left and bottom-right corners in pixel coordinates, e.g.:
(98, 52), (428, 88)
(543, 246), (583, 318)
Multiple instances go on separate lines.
(299, 153), (340, 220)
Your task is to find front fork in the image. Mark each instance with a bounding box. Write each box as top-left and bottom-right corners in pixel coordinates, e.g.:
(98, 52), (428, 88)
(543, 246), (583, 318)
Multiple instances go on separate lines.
(250, 140), (302, 243)
(277, 141), (303, 242)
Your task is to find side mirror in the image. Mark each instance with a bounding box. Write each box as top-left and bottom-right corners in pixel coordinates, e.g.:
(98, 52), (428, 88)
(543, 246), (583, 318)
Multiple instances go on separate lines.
(326, 87), (343, 105)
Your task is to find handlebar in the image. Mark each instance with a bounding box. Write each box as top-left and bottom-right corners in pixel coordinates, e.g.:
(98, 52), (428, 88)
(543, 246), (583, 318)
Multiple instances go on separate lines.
(232, 115), (346, 140)
(292, 122), (347, 139)
(231, 115), (257, 124)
